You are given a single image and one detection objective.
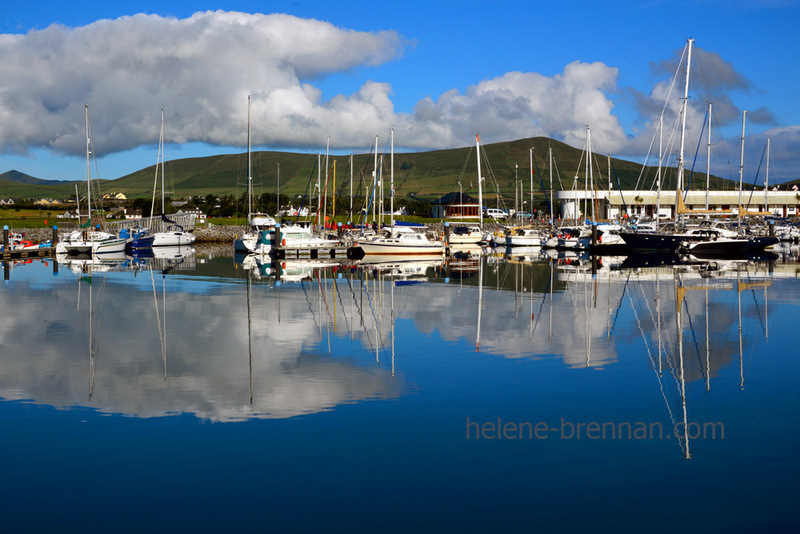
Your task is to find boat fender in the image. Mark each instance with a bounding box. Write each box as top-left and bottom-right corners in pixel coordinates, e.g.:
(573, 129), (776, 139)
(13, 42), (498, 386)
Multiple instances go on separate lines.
(282, 238), (286, 246)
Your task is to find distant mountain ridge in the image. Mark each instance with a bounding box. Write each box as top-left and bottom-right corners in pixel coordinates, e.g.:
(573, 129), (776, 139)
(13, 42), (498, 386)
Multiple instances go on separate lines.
(0, 170), (74, 187)
(0, 137), (743, 200)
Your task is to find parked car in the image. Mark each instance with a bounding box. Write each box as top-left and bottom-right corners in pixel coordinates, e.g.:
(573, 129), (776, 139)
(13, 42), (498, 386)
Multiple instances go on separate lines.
(485, 208), (509, 220)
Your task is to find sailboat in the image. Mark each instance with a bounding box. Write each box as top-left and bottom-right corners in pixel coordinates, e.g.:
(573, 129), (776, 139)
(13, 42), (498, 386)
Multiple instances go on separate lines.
(150, 109), (196, 248)
(448, 135), (488, 245)
(57, 105), (130, 256)
(685, 111), (778, 257)
(619, 40), (776, 256)
(234, 95), (277, 253)
(495, 147), (545, 247)
(357, 129), (444, 255)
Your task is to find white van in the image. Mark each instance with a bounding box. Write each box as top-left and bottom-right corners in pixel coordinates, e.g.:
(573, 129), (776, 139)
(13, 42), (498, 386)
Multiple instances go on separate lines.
(485, 208), (508, 220)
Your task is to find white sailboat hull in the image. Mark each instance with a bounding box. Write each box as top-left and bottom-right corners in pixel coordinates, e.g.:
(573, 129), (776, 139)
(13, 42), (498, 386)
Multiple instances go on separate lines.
(58, 231), (130, 255)
(152, 231), (195, 247)
(448, 233), (484, 245)
(358, 241), (444, 255)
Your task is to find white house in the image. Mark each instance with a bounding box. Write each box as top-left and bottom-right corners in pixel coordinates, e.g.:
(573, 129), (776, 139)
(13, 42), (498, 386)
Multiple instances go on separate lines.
(176, 208), (206, 224)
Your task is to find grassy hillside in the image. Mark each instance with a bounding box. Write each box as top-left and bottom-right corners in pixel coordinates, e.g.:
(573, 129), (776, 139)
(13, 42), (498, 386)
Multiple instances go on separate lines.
(1, 136), (739, 202)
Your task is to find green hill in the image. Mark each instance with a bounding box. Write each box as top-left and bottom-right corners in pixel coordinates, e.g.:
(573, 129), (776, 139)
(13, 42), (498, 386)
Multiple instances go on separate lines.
(0, 170), (73, 186)
(0, 136), (739, 202)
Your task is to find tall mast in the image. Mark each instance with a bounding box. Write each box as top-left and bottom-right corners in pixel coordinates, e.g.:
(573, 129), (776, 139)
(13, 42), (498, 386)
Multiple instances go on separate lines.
(85, 104), (91, 228)
(514, 164), (518, 224)
(332, 160), (336, 223)
(675, 38), (694, 224)
(477, 134), (484, 228)
(324, 136), (330, 227)
(656, 112), (663, 226)
(737, 110), (747, 234)
(247, 95), (252, 222)
(390, 128), (395, 229)
(706, 102), (712, 213)
(277, 162), (280, 216)
(587, 126), (595, 223)
(583, 126), (590, 222)
(529, 148), (534, 224)
(548, 147), (554, 223)
(373, 135), (378, 225)
(160, 108), (166, 217)
(349, 154), (353, 221)
(765, 137), (770, 214)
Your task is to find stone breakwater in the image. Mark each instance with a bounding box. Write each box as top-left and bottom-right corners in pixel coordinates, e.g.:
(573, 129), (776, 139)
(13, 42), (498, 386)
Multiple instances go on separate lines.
(7, 226), (249, 244)
(194, 225), (248, 243)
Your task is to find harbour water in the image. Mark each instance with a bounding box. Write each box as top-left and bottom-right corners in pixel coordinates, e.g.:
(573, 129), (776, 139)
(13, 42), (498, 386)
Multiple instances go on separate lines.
(1, 245), (799, 532)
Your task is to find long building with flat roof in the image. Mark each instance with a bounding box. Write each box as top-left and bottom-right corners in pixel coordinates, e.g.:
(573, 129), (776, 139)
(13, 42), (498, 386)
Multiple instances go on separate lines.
(556, 189), (800, 220)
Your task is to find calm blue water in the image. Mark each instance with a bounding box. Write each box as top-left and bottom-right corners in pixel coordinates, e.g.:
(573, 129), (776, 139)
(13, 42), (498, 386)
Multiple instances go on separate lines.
(1, 247), (799, 532)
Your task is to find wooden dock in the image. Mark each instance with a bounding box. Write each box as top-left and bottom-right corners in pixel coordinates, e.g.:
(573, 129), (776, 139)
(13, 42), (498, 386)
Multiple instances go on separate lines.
(270, 246), (354, 260)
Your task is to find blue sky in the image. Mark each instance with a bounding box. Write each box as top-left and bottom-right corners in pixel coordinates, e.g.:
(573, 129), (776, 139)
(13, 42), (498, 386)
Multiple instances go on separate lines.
(2, 0), (799, 184)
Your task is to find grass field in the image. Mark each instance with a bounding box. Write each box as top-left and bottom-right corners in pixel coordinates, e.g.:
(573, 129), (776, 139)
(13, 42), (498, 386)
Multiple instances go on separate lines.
(0, 209), (54, 229)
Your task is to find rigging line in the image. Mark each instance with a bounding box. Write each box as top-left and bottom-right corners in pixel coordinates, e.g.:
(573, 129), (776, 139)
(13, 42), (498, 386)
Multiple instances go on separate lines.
(682, 295), (710, 384)
(150, 267), (166, 367)
(315, 271), (334, 326)
(91, 271), (109, 381)
(634, 44), (687, 190)
(745, 142), (769, 209)
(529, 266), (552, 341)
(361, 148), (383, 229)
(356, 143), (378, 223)
(332, 275), (352, 336)
(628, 282), (682, 449)
(530, 149), (552, 217)
(362, 272), (384, 352)
(744, 268), (768, 337)
(480, 146), (508, 211)
(610, 161), (630, 219)
(294, 156), (318, 224)
(685, 109), (709, 193)
(608, 270), (632, 335)
(300, 279), (320, 330)
(345, 267), (366, 328)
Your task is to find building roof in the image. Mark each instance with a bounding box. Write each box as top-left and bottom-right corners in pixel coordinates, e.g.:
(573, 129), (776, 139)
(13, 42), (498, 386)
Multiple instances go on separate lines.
(432, 192), (480, 205)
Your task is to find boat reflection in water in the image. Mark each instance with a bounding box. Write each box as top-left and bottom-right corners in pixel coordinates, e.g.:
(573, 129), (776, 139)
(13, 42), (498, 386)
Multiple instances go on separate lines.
(2, 253), (409, 422)
(1, 243), (798, 532)
(0, 247), (791, 434)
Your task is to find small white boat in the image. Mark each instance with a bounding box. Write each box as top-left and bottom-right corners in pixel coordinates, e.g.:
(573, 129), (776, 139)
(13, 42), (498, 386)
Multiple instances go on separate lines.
(58, 229), (130, 255)
(357, 226), (444, 255)
(233, 97), (278, 253)
(58, 106), (131, 256)
(152, 229), (196, 247)
(542, 226), (589, 250)
(253, 224), (339, 255)
(496, 226), (544, 247)
(447, 225), (485, 245)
